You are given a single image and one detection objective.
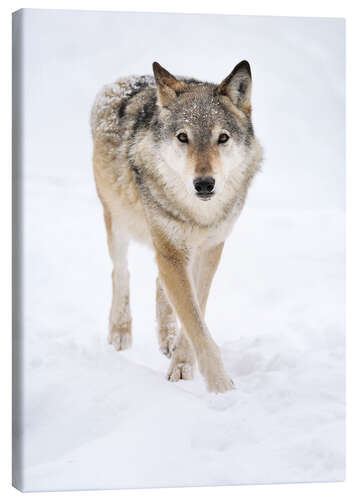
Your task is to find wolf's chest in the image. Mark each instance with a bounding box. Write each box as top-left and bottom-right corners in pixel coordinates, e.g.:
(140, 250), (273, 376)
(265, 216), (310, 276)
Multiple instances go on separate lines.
(177, 214), (236, 252)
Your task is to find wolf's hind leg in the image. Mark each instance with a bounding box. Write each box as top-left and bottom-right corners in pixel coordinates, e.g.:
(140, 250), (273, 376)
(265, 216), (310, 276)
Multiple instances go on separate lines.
(157, 276), (194, 378)
(156, 278), (178, 357)
(104, 210), (132, 351)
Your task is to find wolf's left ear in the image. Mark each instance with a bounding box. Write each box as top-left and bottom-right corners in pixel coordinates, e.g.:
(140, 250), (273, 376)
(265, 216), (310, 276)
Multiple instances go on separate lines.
(217, 61), (252, 114)
(152, 62), (186, 106)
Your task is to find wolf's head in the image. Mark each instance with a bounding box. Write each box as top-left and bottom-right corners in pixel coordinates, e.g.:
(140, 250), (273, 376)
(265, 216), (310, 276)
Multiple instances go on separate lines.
(152, 61), (259, 202)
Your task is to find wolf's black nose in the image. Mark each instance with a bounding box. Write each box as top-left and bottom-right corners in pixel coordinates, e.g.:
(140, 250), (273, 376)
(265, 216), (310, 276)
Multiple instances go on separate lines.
(193, 176), (215, 196)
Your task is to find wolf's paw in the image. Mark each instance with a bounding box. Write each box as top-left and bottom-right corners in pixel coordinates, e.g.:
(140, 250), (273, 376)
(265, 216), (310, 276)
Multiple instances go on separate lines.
(159, 331), (176, 358)
(205, 372), (235, 394)
(198, 341), (235, 393)
(166, 332), (195, 383)
(158, 320), (177, 358)
(167, 360), (194, 382)
(108, 321), (132, 351)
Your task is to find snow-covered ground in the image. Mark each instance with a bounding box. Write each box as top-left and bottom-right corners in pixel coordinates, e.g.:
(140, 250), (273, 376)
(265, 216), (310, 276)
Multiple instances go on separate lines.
(18, 9), (345, 491)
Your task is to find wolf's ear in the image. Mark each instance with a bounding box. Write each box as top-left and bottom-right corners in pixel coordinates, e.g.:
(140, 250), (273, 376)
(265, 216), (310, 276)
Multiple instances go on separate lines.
(217, 61), (252, 114)
(152, 62), (186, 106)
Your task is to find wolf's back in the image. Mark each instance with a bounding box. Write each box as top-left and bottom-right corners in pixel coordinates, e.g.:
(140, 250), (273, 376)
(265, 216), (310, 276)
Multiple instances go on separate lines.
(90, 75), (155, 141)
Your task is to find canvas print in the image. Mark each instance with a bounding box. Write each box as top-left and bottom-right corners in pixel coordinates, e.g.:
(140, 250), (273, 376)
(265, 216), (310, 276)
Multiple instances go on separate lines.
(12, 9), (345, 492)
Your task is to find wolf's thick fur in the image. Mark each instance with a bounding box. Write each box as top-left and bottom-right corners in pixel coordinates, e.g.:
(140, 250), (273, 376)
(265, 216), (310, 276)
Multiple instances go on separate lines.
(91, 62), (262, 393)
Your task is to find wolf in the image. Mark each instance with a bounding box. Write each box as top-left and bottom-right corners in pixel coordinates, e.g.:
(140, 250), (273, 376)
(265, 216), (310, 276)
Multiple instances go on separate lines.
(91, 61), (262, 393)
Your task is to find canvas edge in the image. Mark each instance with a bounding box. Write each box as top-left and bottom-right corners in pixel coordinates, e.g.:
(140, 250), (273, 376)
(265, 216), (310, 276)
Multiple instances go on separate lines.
(12, 8), (25, 493)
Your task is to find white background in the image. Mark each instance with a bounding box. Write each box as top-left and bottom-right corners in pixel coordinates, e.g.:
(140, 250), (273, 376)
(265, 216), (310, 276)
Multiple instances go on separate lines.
(0, 1), (356, 499)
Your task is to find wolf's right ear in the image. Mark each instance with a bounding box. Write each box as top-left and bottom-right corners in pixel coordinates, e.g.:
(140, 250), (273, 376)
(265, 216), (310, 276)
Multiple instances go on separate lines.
(217, 61), (252, 115)
(152, 62), (186, 106)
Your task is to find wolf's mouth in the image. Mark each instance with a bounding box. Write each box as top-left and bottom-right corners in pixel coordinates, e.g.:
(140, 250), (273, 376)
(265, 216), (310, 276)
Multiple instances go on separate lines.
(196, 192), (215, 201)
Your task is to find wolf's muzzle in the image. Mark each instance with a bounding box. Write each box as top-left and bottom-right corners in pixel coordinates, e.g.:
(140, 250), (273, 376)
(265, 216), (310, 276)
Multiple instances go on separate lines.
(193, 176), (215, 199)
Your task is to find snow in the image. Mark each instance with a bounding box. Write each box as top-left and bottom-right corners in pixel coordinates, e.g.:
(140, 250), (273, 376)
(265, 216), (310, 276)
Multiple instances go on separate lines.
(18, 9), (344, 492)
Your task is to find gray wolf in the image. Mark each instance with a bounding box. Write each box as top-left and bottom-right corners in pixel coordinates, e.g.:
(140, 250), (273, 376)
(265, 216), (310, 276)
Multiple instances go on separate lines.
(91, 61), (262, 393)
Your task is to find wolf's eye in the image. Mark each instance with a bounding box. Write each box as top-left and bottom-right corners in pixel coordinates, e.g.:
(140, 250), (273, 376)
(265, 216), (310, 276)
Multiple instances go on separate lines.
(177, 132), (189, 143)
(218, 133), (230, 144)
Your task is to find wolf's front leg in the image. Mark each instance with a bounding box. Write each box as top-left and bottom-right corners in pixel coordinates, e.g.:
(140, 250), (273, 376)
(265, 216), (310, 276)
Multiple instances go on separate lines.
(167, 243), (225, 383)
(155, 245), (234, 393)
(104, 211), (132, 351)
